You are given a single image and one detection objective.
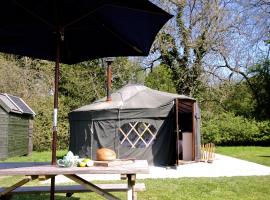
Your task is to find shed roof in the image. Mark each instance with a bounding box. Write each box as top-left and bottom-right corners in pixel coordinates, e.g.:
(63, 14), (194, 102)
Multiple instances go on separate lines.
(0, 93), (35, 116)
(74, 84), (194, 112)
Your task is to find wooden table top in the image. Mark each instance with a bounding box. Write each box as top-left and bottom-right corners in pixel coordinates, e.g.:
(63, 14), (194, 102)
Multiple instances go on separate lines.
(0, 160), (149, 176)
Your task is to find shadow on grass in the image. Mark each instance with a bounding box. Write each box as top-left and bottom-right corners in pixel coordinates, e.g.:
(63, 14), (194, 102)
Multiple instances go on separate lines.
(7, 193), (80, 200)
(258, 155), (270, 158)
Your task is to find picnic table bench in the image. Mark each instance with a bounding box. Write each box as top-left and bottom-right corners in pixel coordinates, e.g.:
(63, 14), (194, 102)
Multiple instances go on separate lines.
(0, 160), (149, 200)
(0, 183), (146, 199)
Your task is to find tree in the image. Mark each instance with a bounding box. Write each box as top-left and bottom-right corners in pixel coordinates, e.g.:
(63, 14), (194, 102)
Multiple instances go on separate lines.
(111, 57), (144, 90)
(203, 58), (270, 120)
(146, 0), (243, 98)
(145, 64), (176, 93)
(222, 82), (255, 118)
(59, 60), (106, 111)
(248, 59), (270, 119)
(0, 54), (54, 100)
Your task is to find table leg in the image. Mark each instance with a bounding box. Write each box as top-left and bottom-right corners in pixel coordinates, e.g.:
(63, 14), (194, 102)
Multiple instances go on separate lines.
(50, 176), (56, 200)
(127, 174), (136, 200)
(0, 176), (37, 197)
(64, 174), (119, 200)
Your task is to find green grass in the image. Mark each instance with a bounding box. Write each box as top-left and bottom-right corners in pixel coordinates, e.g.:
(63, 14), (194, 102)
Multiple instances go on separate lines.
(216, 146), (270, 167)
(1, 148), (270, 199)
(1, 176), (270, 200)
(1, 150), (68, 162)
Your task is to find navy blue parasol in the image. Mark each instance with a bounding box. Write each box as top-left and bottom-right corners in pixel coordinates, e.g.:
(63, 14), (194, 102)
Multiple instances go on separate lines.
(0, 1), (172, 64)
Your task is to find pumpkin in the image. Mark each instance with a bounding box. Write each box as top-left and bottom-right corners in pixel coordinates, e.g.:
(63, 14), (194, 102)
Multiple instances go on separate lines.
(96, 148), (116, 161)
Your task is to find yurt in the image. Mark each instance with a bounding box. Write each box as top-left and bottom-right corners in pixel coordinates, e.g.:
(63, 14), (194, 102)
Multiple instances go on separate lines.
(69, 84), (200, 166)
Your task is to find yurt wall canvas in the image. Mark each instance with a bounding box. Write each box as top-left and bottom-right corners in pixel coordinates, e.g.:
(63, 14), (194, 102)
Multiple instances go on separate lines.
(69, 85), (200, 166)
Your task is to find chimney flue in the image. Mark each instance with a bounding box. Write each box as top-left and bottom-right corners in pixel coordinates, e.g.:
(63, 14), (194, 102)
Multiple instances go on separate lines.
(105, 57), (114, 102)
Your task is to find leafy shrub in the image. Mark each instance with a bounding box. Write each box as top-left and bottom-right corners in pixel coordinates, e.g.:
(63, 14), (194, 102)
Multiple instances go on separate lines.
(201, 112), (270, 145)
(31, 96), (69, 151)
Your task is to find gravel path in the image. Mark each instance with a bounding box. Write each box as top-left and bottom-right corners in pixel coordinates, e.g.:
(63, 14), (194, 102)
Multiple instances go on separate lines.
(42, 154), (270, 184)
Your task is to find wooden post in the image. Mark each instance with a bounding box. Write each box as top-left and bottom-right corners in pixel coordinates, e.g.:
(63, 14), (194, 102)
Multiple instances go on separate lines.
(175, 99), (179, 165)
(127, 174), (136, 200)
(192, 101), (196, 160)
(28, 119), (33, 156)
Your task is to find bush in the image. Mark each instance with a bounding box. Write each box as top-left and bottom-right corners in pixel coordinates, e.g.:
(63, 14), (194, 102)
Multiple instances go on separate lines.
(31, 96), (69, 151)
(201, 112), (270, 146)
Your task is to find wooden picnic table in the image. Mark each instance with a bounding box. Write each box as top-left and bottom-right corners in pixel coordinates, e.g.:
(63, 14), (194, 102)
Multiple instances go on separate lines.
(0, 160), (149, 200)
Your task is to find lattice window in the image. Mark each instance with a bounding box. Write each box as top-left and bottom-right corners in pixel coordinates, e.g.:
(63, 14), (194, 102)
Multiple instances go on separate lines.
(118, 122), (157, 148)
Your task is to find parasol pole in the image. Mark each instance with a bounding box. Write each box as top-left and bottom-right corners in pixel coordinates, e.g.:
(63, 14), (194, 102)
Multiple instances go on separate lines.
(52, 30), (60, 165)
(50, 30), (61, 200)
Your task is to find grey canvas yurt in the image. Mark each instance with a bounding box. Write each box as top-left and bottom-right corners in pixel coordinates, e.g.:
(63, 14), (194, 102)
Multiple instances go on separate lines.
(69, 84), (200, 166)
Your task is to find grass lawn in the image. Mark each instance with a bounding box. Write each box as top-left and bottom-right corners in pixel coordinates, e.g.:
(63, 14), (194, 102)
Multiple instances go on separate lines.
(1, 176), (270, 200)
(216, 146), (270, 167)
(0, 150), (68, 162)
(1, 148), (270, 199)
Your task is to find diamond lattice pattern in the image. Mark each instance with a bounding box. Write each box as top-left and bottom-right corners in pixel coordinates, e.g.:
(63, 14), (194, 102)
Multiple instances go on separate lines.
(119, 122), (157, 148)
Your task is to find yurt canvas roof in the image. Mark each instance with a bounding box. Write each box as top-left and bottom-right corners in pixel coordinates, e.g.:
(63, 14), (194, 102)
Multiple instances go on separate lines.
(74, 84), (194, 112)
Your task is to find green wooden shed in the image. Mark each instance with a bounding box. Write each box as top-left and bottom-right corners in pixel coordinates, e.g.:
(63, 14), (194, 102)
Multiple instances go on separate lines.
(0, 93), (35, 160)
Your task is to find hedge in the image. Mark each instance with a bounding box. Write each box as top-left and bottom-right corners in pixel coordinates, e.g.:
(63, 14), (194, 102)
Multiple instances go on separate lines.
(201, 112), (270, 146)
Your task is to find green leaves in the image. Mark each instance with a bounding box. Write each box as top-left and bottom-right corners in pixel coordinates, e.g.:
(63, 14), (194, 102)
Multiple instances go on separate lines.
(111, 57), (144, 90)
(201, 112), (270, 146)
(145, 64), (176, 93)
(59, 61), (105, 110)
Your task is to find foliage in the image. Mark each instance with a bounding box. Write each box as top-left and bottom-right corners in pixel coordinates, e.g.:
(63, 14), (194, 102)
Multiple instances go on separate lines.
(30, 96), (54, 151)
(59, 60), (106, 111)
(199, 80), (254, 120)
(201, 112), (270, 146)
(145, 64), (176, 93)
(111, 57), (144, 90)
(217, 59), (270, 120)
(153, 25), (205, 97)
(147, 0), (240, 98)
(201, 81), (256, 118)
(247, 59), (270, 120)
(0, 54), (54, 99)
(222, 82), (255, 118)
